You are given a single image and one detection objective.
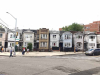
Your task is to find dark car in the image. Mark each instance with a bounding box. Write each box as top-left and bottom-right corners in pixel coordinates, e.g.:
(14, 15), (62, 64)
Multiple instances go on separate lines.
(85, 48), (100, 56)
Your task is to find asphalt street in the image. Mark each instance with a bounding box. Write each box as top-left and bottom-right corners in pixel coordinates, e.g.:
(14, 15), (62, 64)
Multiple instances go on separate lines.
(0, 53), (100, 75)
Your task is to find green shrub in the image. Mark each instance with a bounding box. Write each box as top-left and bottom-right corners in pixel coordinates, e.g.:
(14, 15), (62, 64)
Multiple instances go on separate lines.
(27, 43), (32, 51)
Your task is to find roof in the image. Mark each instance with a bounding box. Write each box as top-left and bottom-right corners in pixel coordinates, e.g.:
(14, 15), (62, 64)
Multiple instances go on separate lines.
(7, 29), (22, 33)
(22, 29), (37, 33)
(74, 31), (83, 35)
(49, 31), (59, 34)
(59, 31), (65, 35)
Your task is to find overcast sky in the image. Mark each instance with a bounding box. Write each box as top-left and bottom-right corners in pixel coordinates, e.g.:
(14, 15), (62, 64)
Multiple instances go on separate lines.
(0, 0), (100, 30)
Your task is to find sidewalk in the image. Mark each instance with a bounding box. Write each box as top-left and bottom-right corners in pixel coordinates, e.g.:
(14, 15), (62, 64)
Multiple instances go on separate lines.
(0, 52), (84, 57)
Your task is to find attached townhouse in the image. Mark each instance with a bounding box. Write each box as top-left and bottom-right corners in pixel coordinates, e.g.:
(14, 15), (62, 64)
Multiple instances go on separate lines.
(34, 30), (39, 51)
(23, 29), (34, 51)
(88, 33), (97, 49)
(59, 31), (65, 51)
(50, 31), (60, 51)
(97, 35), (100, 48)
(73, 32), (84, 51)
(39, 28), (49, 52)
(0, 28), (6, 51)
(84, 32), (97, 50)
(7, 29), (22, 51)
(62, 31), (73, 51)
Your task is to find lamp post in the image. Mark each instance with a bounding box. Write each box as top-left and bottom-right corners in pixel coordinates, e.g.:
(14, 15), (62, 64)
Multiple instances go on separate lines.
(6, 12), (17, 55)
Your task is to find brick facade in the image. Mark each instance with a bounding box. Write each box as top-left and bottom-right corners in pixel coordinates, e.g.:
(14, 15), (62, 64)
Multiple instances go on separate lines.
(84, 21), (100, 32)
(59, 28), (63, 31)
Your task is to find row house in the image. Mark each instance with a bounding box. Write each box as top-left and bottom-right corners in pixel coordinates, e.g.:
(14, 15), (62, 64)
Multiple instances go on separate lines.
(50, 31), (59, 51)
(84, 32), (97, 50)
(59, 31), (65, 51)
(2, 27), (100, 52)
(39, 28), (49, 52)
(34, 30), (39, 51)
(97, 35), (100, 48)
(73, 32), (83, 51)
(6, 29), (22, 51)
(62, 32), (73, 51)
(23, 29), (34, 50)
(0, 28), (6, 51)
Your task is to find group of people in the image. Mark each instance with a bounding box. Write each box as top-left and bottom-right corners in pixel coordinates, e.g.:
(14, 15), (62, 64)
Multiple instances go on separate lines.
(22, 47), (29, 55)
(9, 47), (29, 57)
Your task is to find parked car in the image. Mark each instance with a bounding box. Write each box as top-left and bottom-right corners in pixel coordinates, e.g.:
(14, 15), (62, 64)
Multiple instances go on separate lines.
(85, 48), (100, 56)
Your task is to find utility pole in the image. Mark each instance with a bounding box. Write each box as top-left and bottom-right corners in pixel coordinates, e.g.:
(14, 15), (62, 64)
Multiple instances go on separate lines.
(6, 12), (17, 55)
(83, 24), (84, 52)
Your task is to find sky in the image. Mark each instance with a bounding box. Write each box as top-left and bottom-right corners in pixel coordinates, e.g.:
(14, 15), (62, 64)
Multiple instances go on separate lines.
(0, 0), (100, 30)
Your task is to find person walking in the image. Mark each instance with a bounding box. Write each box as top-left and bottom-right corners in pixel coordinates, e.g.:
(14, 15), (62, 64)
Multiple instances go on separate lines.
(2, 47), (3, 52)
(27, 48), (29, 53)
(23, 48), (25, 55)
(22, 47), (25, 55)
(0, 47), (2, 53)
(9, 47), (13, 57)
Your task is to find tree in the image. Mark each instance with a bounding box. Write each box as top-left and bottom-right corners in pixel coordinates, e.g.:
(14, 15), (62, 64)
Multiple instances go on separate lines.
(62, 26), (68, 31)
(27, 43), (32, 51)
(62, 23), (83, 31)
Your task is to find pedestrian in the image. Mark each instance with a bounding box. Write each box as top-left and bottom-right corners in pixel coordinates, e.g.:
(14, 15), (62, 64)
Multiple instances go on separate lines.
(9, 47), (13, 57)
(23, 48), (25, 55)
(2, 47), (3, 52)
(26, 48), (29, 54)
(0, 47), (2, 53)
(22, 47), (25, 55)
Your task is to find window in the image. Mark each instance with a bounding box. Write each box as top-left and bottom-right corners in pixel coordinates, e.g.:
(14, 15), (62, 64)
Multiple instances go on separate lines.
(10, 43), (14, 47)
(40, 42), (42, 47)
(77, 35), (82, 39)
(41, 34), (47, 39)
(43, 42), (45, 47)
(53, 35), (56, 38)
(25, 42), (27, 47)
(65, 43), (70, 47)
(77, 42), (82, 48)
(0, 34), (2, 38)
(90, 36), (95, 41)
(65, 35), (71, 39)
(10, 43), (11, 47)
(0, 42), (2, 46)
(89, 43), (95, 46)
(67, 35), (71, 39)
(60, 35), (61, 39)
(65, 35), (67, 39)
(14, 34), (16, 38)
(65, 43), (67, 46)
(12, 43), (14, 47)
(86, 27), (89, 29)
(43, 34), (45, 37)
(30, 36), (32, 38)
(40, 42), (47, 47)
(10, 34), (12, 38)
(90, 36), (95, 39)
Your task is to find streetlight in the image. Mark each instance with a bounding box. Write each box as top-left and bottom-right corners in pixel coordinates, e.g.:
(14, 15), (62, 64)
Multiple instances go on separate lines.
(6, 12), (17, 55)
